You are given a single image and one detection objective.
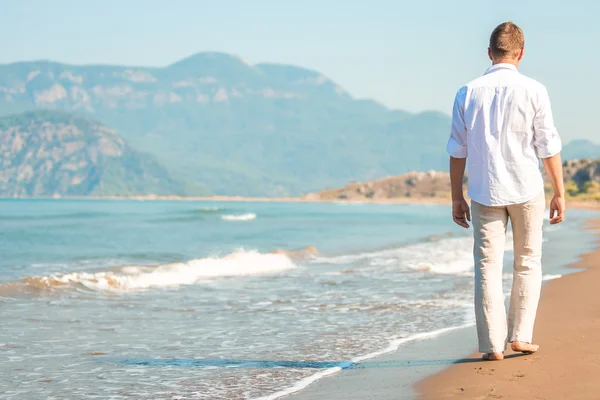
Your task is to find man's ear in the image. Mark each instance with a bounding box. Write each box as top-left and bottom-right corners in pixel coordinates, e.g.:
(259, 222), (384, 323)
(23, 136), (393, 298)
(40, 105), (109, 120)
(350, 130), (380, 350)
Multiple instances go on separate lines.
(518, 48), (525, 61)
(488, 48), (493, 61)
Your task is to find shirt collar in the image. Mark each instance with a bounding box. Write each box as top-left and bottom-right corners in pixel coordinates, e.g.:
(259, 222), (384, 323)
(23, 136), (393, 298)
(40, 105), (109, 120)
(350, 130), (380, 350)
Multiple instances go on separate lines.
(484, 63), (519, 75)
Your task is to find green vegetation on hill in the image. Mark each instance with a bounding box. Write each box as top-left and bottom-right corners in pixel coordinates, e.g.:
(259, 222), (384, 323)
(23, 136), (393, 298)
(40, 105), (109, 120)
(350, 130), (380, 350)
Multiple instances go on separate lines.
(0, 110), (209, 197)
(561, 159), (600, 201)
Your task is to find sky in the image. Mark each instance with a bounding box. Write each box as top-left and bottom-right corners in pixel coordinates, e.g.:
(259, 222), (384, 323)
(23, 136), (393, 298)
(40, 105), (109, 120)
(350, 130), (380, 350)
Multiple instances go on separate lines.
(1, 0), (598, 142)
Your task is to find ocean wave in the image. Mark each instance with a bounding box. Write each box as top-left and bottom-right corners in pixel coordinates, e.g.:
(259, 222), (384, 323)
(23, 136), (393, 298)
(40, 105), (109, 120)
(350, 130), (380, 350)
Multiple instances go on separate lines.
(542, 274), (562, 281)
(154, 206), (230, 222)
(0, 211), (112, 221)
(200, 206), (225, 212)
(1, 250), (295, 295)
(543, 224), (561, 232)
(270, 246), (318, 260)
(185, 206), (228, 214)
(311, 231), (536, 277)
(312, 236), (476, 276)
(502, 273), (563, 285)
(221, 213), (257, 221)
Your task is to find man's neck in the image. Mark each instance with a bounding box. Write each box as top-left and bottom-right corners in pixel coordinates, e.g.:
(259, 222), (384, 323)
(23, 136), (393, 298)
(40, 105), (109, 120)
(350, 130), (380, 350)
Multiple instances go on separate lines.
(492, 59), (520, 68)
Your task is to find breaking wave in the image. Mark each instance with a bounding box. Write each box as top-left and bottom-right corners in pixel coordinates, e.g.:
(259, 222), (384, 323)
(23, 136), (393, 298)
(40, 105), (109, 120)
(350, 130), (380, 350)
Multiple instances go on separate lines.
(311, 236), (475, 276)
(221, 213), (257, 221)
(1, 250), (295, 295)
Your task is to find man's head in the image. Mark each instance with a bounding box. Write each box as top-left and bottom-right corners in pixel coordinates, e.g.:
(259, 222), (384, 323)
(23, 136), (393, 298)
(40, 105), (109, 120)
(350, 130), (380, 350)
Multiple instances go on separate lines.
(488, 22), (525, 66)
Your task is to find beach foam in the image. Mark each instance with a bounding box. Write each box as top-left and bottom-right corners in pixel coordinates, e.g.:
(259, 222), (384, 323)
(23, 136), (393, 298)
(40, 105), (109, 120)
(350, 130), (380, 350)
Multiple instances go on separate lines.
(311, 231), (537, 277)
(312, 236), (476, 276)
(254, 323), (475, 400)
(221, 213), (257, 221)
(2, 250), (295, 294)
(542, 274), (562, 281)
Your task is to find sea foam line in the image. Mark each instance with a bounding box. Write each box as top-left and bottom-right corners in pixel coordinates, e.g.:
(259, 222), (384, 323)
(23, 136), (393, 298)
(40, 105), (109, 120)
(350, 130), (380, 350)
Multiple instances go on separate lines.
(312, 236), (476, 276)
(258, 243), (570, 399)
(253, 322), (475, 400)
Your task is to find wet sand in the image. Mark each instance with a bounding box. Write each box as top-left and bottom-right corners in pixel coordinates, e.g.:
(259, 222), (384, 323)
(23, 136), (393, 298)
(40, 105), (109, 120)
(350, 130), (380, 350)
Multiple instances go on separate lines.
(417, 217), (600, 399)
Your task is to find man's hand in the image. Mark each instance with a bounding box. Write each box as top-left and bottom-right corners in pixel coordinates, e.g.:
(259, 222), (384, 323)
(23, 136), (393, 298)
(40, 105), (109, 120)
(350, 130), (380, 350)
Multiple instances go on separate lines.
(549, 195), (566, 224)
(452, 198), (471, 229)
(449, 157), (469, 228)
(542, 154), (565, 225)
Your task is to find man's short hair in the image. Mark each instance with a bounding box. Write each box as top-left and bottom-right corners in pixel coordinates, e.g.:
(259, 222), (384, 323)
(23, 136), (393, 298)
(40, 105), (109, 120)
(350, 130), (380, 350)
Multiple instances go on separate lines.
(489, 22), (524, 59)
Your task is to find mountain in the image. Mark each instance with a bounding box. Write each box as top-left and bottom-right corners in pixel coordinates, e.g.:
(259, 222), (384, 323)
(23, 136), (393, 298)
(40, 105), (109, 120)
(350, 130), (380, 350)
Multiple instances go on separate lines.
(0, 53), (450, 196)
(562, 139), (600, 161)
(0, 110), (208, 197)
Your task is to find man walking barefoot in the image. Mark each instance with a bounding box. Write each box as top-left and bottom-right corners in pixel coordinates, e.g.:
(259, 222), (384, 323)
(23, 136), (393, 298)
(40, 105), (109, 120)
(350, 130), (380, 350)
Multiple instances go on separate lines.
(447, 22), (566, 361)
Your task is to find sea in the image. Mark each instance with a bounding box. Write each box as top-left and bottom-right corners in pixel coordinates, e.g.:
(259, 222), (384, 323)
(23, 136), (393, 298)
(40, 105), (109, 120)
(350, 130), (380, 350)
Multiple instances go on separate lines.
(0, 199), (597, 399)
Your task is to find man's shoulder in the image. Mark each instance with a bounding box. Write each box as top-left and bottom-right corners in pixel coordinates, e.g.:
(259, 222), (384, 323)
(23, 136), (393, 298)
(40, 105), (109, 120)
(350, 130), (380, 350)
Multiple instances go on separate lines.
(464, 74), (489, 88)
(463, 71), (547, 93)
(515, 72), (547, 93)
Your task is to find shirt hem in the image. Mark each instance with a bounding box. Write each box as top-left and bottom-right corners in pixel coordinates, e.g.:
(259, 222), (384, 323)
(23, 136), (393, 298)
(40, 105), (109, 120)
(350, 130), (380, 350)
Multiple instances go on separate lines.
(469, 189), (545, 207)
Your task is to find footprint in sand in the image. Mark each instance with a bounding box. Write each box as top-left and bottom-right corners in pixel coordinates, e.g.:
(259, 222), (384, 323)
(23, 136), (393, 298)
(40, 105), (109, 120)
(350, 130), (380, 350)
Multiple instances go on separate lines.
(509, 372), (526, 381)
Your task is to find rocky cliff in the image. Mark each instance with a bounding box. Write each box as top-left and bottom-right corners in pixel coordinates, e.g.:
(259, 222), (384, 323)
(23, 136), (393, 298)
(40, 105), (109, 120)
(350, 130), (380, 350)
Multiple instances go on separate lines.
(0, 111), (207, 197)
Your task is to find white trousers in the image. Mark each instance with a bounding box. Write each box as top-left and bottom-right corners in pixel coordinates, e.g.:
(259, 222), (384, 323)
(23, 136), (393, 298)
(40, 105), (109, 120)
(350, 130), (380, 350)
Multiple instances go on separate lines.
(471, 191), (545, 353)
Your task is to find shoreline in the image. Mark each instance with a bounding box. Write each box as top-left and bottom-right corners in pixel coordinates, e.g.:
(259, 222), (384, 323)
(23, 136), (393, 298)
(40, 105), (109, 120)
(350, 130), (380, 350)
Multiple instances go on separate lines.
(268, 323), (476, 400)
(0, 194), (452, 205)
(287, 205), (599, 400)
(3, 197), (598, 398)
(2, 195), (598, 210)
(416, 216), (600, 399)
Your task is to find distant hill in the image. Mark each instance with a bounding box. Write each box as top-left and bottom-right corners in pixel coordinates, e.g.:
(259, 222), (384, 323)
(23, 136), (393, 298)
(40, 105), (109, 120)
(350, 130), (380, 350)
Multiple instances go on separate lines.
(0, 110), (208, 197)
(308, 159), (600, 202)
(562, 139), (600, 161)
(0, 53), (451, 196)
(304, 171), (452, 201)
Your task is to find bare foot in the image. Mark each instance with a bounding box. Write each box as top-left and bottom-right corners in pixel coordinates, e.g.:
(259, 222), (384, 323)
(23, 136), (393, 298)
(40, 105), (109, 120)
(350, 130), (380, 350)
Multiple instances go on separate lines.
(482, 352), (504, 361)
(511, 341), (539, 354)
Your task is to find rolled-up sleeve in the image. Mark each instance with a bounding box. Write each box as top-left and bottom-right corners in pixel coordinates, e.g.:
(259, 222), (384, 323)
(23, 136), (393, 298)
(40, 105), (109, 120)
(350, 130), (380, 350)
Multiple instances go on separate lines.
(533, 86), (562, 158)
(446, 87), (468, 158)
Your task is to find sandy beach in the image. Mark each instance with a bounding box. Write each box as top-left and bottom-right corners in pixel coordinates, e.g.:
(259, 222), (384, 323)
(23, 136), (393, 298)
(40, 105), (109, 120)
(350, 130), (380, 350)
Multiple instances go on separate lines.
(288, 203), (600, 400)
(417, 217), (600, 399)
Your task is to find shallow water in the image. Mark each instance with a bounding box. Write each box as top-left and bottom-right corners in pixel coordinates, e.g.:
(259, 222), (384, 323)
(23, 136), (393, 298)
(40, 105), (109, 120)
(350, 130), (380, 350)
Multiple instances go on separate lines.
(0, 199), (596, 399)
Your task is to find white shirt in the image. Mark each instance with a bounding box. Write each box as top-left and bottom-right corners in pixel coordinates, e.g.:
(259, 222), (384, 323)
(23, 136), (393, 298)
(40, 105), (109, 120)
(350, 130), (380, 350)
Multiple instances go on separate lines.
(447, 63), (562, 206)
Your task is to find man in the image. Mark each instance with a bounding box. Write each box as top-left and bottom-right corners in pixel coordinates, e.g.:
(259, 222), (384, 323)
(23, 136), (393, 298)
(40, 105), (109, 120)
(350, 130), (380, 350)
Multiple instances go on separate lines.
(447, 22), (565, 361)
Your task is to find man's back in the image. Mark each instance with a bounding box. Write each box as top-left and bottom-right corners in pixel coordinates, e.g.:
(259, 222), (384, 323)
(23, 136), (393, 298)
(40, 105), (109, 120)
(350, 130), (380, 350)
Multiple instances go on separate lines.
(448, 63), (562, 206)
(447, 22), (566, 362)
